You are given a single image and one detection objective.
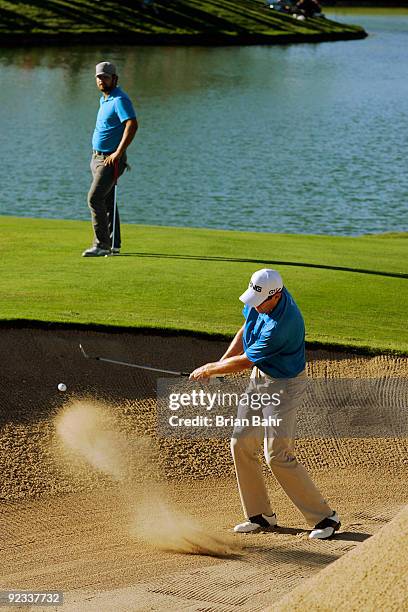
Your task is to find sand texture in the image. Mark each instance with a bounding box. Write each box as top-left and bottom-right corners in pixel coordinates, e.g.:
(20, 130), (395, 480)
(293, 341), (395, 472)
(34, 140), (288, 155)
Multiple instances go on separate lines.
(267, 503), (408, 611)
(0, 327), (407, 610)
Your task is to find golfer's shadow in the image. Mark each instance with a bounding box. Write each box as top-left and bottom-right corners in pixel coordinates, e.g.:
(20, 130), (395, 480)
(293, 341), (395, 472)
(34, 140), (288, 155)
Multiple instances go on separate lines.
(331, 531), (371, 543)
(239, 529), (371, 568)
(272, 526), (371, 542)
(273, 525), (307, 536)
(242, 541), (339, 567)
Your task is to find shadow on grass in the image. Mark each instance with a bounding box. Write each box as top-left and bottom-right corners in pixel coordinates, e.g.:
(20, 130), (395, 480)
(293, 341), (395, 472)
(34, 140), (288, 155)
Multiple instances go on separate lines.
(116, 252), (407, 280)
(9, 0), (143, 30)
(0, 6), (38, 29)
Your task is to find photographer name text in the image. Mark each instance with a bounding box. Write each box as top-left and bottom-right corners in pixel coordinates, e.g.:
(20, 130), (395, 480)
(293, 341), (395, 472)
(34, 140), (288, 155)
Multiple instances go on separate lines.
(168, 415), (283, 428)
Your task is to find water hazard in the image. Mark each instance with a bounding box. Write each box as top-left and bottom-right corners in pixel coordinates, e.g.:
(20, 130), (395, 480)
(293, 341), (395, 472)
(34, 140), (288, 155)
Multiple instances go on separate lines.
(1, 10), (407, 235)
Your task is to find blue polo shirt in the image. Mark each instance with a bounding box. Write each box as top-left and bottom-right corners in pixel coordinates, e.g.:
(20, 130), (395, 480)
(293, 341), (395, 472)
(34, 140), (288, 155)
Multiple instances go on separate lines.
(92, 87), (136, 153)
(243, 288), (306, 378)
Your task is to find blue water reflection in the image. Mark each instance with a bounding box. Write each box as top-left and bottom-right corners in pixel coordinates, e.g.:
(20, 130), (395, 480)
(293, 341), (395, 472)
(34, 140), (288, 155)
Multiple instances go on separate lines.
(0, 10), (407, 235)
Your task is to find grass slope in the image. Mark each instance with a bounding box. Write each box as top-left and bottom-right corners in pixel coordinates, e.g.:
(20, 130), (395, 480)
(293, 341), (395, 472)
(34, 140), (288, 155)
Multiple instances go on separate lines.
(0, 0), (366, 44)
(0, 216), (406, 354)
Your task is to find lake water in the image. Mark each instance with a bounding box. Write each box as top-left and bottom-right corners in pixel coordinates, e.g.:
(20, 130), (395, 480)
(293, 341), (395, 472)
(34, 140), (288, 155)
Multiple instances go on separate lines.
(1, 9), (407, 236)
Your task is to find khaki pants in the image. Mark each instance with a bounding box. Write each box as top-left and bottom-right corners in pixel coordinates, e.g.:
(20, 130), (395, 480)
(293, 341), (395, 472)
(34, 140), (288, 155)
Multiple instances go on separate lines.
(230, 368), (331, 527)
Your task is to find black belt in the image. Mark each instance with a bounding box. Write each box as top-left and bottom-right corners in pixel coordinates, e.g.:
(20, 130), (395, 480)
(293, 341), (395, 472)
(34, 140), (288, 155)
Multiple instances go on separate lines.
(93, 149), (114, 156)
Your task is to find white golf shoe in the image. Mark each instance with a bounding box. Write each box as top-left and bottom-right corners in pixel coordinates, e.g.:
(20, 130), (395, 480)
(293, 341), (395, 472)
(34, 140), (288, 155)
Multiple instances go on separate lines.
(309, 511), (341, 540)
(82, 246), (111, 257)
(234, 513), (278, 533)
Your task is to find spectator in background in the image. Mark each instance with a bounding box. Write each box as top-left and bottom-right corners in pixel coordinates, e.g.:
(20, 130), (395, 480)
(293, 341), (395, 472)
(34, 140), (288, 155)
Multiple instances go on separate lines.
(142, 0), (159, 14)
(264, 1), (293, 13)
(295, 0), (322, 18)
(83, 62), (138, 258)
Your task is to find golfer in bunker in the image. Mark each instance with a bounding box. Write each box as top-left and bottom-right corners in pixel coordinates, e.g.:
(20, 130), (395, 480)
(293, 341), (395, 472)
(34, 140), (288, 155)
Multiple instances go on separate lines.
(190, 269), (341, 540)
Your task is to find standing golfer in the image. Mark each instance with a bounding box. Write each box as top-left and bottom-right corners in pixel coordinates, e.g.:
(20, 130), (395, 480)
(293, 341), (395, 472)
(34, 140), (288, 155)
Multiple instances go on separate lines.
(83, 61), (138, 257)
(190, 269), (341, 540)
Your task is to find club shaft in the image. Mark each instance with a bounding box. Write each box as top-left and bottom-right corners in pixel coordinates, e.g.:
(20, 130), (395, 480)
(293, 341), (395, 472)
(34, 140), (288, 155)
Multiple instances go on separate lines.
(112, 184), (117, 250)
(80, 343), (190, 376)
(111, 159), (119, 250)
(95, 356), (189, 376)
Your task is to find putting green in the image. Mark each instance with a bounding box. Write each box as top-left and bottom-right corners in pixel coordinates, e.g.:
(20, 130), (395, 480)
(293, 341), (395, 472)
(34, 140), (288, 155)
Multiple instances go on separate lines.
(0, 216), (406, 354)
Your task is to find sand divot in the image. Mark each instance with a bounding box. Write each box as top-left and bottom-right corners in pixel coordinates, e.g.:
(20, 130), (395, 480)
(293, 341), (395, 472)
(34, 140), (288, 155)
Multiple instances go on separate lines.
(130, 491), (238, 557)
(55, 399), (239, 557)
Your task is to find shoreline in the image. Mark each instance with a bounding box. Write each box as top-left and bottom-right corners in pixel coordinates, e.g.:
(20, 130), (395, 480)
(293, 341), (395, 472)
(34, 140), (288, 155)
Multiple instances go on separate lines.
(324, 2), (408, 6)
(0, 29), (367, 47)
(0, 0), (367, 48)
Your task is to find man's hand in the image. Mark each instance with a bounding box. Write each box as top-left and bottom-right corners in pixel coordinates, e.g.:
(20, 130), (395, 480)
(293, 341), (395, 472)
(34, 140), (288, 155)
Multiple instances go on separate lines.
(189, 354), (253, 381)
(104, 150), (122, 167)
(189, 363), (214, 380)
(104, 118), (138, 167)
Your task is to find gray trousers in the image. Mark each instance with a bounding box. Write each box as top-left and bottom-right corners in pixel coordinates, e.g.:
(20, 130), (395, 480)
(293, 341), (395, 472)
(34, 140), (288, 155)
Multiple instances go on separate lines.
(87, 152), (127, 250)
(231, 368), (332, 526)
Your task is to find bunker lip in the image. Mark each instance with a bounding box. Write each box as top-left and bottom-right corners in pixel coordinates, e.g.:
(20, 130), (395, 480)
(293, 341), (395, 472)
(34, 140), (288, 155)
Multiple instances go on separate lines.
(0, 319), (405, 357)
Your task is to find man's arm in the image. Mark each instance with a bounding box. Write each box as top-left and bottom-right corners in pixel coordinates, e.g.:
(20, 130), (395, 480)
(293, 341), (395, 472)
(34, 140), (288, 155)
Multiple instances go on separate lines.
(104, 118), (138, 166)
(220, 324), (245, 360)
(189, 323), (249, 379)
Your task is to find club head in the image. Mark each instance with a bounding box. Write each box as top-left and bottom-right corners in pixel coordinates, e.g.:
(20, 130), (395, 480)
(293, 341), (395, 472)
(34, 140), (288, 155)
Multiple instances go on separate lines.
(79, 343), (91, 359)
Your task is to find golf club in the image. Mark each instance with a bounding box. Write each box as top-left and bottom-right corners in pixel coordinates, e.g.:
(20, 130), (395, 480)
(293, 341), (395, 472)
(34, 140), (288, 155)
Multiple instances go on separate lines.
(79, 343), (191, 376)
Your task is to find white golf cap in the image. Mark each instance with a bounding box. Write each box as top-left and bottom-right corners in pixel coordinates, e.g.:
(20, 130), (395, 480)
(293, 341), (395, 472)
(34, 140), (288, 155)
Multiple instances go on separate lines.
(239, 269), (283, 308)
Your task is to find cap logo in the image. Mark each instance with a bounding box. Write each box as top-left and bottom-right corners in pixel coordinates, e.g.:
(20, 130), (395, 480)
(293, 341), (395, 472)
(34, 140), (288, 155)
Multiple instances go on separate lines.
(249, 281), (262, 292)
(269, 288), (280, 296)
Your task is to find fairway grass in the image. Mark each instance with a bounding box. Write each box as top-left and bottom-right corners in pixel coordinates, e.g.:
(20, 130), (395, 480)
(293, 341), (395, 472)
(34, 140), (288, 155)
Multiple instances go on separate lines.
(0, 216), (406, 354)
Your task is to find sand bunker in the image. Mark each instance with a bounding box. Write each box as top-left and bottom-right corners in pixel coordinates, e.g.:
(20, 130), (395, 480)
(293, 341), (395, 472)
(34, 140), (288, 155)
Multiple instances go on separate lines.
(268, 503), (408, 611)
(2, 329), (408, 609)
(56, 399), (238, 557)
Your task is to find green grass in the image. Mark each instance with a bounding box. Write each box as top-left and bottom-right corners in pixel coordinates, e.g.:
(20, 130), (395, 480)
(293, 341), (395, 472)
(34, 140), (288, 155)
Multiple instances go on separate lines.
(0, 0), (366, 44)
(0, 216), (406, 354)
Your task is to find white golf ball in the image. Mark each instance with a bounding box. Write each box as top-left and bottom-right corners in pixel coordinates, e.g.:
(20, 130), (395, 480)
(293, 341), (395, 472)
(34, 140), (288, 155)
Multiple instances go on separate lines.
(58, 383), (67, 392)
